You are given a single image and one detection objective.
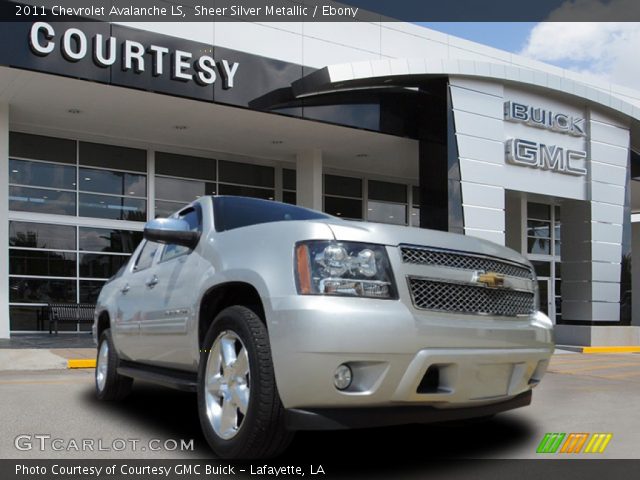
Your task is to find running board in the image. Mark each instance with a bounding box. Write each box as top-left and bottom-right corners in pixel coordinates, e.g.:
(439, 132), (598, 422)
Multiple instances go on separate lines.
(118, 360), (198, 392)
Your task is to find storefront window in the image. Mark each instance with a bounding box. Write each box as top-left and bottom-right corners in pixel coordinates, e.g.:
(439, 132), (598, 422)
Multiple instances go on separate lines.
(282, 169), (296, 205)
(324, 174), (363, 220)
(367, 180), (407, 225)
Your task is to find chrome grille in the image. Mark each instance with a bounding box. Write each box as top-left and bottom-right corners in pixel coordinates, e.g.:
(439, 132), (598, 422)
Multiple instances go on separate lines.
(401, 246), (533, 279)
(408, 278), (535, 316)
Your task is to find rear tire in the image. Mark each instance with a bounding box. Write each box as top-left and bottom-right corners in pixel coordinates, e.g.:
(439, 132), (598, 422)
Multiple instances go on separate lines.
(197, 306), (293, 459)
(95, 329), (133, 401)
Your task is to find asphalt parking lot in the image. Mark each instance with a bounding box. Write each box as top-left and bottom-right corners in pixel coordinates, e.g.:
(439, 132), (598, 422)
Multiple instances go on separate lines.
(0, 352), (639, 463)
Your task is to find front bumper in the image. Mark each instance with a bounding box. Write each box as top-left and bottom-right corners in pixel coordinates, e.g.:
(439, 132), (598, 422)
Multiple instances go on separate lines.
(268, 296), (553, 412)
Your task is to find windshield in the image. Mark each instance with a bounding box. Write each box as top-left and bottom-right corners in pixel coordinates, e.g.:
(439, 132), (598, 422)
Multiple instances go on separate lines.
(213, 196), (331, 232)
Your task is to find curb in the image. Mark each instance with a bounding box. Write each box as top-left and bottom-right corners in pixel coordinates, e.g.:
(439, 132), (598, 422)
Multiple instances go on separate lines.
(67, 359), (96, 368)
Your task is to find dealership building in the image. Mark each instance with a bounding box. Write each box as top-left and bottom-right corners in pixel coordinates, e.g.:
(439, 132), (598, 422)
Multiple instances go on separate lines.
(1, 11), (640, 345)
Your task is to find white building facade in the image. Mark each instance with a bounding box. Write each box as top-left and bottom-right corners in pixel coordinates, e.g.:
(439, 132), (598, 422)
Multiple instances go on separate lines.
(1, 16), (640, 345)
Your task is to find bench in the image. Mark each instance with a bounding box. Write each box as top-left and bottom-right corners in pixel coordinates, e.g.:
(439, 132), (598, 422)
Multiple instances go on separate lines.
(48, 303), (96, 335)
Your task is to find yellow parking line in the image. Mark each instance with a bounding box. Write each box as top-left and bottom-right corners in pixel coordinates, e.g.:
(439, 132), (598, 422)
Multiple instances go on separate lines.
(583, 346), (640, 354)
(67, 359), (96, 369)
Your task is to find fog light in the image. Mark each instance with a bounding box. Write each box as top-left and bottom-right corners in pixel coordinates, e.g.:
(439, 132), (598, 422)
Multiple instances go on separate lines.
(333, 364), (353, 390)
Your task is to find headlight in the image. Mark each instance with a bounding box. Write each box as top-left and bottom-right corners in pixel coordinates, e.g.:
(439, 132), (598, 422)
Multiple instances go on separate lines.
(295, 240), (397, 299)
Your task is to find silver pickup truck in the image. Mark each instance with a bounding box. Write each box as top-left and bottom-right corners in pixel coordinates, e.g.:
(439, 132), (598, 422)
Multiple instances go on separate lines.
(93, 195), (554, 459)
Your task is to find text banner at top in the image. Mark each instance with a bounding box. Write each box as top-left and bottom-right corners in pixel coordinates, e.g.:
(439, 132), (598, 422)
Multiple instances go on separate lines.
(2, 0), (640, 22)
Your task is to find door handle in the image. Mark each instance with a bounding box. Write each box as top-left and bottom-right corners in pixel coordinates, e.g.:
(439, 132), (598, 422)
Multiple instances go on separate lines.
(145, 275), (159, 289)
(120, 283), (130, 294)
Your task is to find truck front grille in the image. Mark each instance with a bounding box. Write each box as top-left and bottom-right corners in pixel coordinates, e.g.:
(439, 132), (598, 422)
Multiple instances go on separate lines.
(408, 278), (536, 317)
(400, 246), (533, 280)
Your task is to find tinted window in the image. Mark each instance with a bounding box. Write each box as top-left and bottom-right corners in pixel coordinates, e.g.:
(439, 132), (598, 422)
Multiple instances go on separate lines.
(10, 132), (76, 164)
(283, 169), (296, 191)
(324, 196), (362, 220)
(10, 222), (76, 250)
(79, 227), (142, 253)
(368, 180), (407, 203)
(79, 168), (146, 197)
(214, 196), (329, 232)
(79, 142), (146, 172)
(134, 241), (158, 271)
(218, 184), (274, 200)
(9, 250), (76, 277)
(219, 161), (274, 188)
(78, 193), (146, 221)
(10, 159), (76, 190)
(155, 176), (215, 202)
(324, 175), (362, 198)
(9, 186), (76, 216)
(155, 152), (216, 181)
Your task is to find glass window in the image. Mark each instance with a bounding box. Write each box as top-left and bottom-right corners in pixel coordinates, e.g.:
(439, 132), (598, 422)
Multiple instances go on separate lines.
(10, 222), (76, 250)
(155, 176), (215, 203)
(9, 186), (76, 216)
(134, 241), (158, 271)
(79, 168), (146, 197)
(411, 207), (420, 227)
(412, 186), (420, 206)
(527, 220), (551, 238)
(527, 237), (551, 255)
(80, 280), (107, 303)
(324, 175), (362, 198)
(528, 203), (551, 221)
(219, 160), (274, 188)
(9, 306), (50, 331)
(283, 169), (296, 191)
(9, 278), (76, 303)
(367, 201), (406, 225)
(218, 184), (275, 200)
(155, 152), (216, 181)
(531, 261), (551, 278)
(10, 132), (76, 164)
(324, 196), (362, 220)
(155, 200), (186, 218)
(78, 193), (146, 221)
(80, 254), (130, 278)
(79, 142), (146, 172)
(10, 159), (76, 190)
(10, 250), (76, 277)
(303, 104), (380, 130)
(368, 180), (407, 203)
(282, 191), (296, 205)
(79, 228), (142, 253)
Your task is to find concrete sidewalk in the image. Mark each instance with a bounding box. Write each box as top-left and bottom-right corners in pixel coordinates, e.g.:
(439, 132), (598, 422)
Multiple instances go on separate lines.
(0, 348), (95, 371)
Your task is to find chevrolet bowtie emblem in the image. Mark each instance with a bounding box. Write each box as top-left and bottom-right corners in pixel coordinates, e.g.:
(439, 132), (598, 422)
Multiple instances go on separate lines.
(477, 271), (505, 288)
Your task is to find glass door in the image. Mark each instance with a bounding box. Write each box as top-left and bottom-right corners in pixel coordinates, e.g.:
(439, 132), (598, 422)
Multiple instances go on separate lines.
(525, 202), (561, 323)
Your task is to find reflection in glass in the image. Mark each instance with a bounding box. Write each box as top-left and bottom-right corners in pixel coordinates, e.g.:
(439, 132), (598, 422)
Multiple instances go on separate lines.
(324, 175), (362, 198)
(79, 228), (142, 253)
(530, 260), (551, 278)
(527, 237), (551, 255)
(411, 207), (420, 227)
(9, 222), (76, 250)
(324, 196), (362, 219)
(80, 254), (130, 279)
(155, 200), (186, 218)
(368, 180), (407, 203)
(367, 201), (406, 225)
(282, 191), (296, 205)
(155, 176), (215, 203)
(219, 161), (274, 188)
(80, 280), (107, 303)
(527, 219), (551, 238)
(79, 193), (146, 221)
(528, 202), (550, 220)
(9, 186), (76, 216)
(9, 278), (76, 303)
(79, 168), (146, 197)
(9, 159), (76, 190)
(303, 104), (379, 131)
(9, 250), (76, 277)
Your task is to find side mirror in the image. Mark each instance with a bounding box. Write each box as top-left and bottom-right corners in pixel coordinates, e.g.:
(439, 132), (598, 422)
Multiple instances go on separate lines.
(143, 218), (200, 249)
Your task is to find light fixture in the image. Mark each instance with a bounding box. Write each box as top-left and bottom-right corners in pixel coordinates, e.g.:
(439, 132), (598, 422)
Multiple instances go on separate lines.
(271, 140), (283, 144)
(174, 125), (188, 130)
(11, 169), (18, 173)
(356, 153), (368, 158)
(84, 177), (91, 181)
(67, 108), (81, 114)
(129, 191), (135, 195)
(333, 364), (353, 390)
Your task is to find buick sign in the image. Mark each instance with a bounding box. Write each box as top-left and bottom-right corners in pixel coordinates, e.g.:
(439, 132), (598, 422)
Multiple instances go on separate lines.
(504, 101), (586, 137)
(28, 22), (239, 88)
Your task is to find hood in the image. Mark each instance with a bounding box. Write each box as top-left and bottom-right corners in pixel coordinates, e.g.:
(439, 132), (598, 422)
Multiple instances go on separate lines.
(324, 220), (528, 266)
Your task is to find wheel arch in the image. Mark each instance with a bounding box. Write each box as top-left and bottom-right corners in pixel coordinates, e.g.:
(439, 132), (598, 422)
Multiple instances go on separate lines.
(96, 310), (111, 339)
(198, 282), (266, 349)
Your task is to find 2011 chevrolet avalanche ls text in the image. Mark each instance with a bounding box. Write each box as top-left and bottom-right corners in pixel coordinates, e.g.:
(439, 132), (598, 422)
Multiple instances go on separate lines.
(93, 195), (554, 459)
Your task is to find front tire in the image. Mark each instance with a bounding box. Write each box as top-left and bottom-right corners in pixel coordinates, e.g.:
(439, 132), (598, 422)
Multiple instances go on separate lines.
(197, 306), (293, 459)
(95, 329), (133, 401)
